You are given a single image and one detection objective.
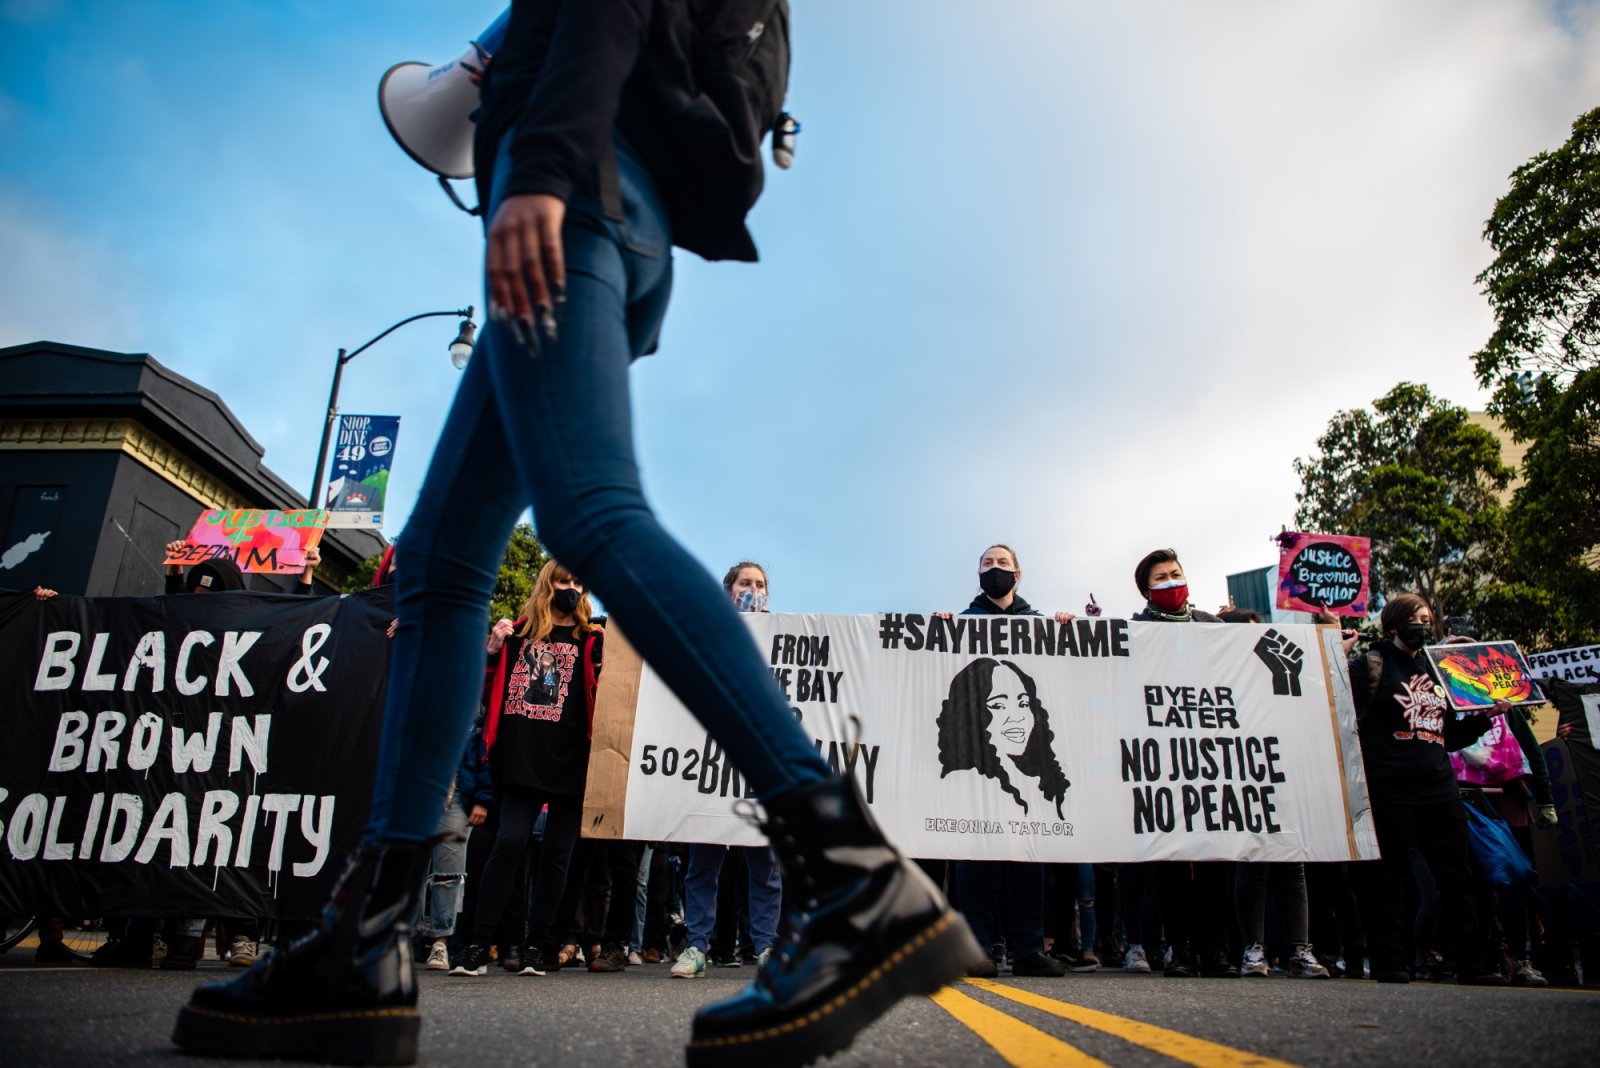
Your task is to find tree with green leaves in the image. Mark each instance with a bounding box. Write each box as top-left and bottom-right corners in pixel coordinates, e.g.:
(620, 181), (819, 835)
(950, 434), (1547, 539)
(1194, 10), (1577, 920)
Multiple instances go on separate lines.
(1473, 106), (1600, 646)
(344, 522), (549, 625)
(1293, 383), (1511, 630)
(488, 522), (550, 623)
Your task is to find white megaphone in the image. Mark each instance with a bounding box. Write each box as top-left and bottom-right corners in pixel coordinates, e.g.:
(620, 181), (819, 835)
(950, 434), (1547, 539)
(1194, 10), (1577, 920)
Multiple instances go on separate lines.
(379, 9), (510, 182)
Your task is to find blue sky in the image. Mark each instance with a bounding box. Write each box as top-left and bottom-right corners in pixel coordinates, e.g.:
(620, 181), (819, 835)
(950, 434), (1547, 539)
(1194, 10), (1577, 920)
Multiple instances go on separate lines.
(3, 0), (1598, 615)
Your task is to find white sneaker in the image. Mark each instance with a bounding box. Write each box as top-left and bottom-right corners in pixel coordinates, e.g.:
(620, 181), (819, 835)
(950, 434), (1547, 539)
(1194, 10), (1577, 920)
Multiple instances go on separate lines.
(1123, 944), (1151, 973)
(425, 939), (450, 971)
(1512, 959), (1548, 987)
(756, 947), (772, 969)
(626, 949), (644, 967)
(1241, 944), (1269, 977)
(671, 945), (706, 979)
(1287, 945), (1331, 979)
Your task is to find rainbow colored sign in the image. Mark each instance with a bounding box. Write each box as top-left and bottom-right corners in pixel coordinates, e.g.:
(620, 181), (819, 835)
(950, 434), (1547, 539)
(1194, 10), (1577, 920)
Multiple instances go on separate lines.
(1423, 641), (1545, 713)
(1275, 532), (1371, 617)
(164, 509), (329, 575)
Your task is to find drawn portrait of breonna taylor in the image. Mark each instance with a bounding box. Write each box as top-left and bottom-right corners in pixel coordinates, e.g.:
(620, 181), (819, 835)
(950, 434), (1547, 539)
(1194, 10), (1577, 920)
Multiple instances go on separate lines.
(936, 658), (1070, 820)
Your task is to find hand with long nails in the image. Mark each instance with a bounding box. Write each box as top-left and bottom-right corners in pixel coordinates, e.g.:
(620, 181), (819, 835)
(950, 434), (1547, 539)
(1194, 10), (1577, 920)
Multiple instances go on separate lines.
(488, 192), (566, 346)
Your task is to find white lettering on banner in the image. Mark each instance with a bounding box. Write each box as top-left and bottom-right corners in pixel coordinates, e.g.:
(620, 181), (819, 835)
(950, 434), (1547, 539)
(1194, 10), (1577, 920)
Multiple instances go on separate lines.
(33, 632), (80, 690)
(1, 788), (339, 874)
(30, 628), (265, 697)
(595, 614), (1379, 863)
(45, 711), (274, 776)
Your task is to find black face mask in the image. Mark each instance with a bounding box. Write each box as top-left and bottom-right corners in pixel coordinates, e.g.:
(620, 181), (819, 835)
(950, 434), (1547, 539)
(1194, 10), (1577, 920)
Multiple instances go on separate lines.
(551, 588), (581, 615)
(979, 567), (1017, 599)
(1396, 622), (1431, 650)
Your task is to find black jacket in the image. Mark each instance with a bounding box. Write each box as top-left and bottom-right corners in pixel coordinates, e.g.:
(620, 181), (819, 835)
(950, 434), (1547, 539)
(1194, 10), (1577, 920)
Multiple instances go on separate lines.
(1350, 638), (1492, 806)
(961, 593), (1041, 617)
(1131, 603), (1222, 623)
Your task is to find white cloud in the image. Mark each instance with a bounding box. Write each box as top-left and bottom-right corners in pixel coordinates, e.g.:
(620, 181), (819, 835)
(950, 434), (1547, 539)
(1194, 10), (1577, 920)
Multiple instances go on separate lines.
(0, 186), (143, 350)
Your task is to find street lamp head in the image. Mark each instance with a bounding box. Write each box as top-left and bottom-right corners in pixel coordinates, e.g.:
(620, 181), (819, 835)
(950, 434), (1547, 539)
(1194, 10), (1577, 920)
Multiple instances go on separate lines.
(448, 314), (477, 369)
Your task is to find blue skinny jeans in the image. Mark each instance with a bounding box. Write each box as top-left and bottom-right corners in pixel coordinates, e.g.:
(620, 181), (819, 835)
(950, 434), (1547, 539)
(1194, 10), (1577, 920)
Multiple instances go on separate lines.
(364, 134), (829, 843)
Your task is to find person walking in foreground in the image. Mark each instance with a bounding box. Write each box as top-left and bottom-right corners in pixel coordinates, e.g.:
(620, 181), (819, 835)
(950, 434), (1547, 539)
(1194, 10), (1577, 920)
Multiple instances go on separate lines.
(171, 3), (980, 1066)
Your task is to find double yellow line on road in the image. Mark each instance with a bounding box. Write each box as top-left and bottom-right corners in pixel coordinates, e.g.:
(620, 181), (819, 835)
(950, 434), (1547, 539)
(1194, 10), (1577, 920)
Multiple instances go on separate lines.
(931, 978), (1302, 1068)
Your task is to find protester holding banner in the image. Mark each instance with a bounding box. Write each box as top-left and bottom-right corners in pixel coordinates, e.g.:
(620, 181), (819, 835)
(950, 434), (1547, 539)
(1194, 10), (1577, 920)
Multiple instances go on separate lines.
(1130, 548), (1238, 978)
(1349, 594), (1511, 985)
(671, 563), (785, 980)
(159, 543), (264, 970)
(449, 561), (601, 978)
(1217, 607), (1330, 979)
(944, 544), (1069, 979)
(174, 6), (982, 1064)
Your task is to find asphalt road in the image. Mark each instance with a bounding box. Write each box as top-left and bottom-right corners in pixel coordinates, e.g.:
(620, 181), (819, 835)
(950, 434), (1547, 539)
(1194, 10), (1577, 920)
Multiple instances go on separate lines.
(2, 954), (1596, 1068)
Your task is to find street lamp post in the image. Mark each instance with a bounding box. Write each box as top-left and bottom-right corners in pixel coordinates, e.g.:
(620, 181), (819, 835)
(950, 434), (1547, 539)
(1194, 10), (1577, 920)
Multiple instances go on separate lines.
(308, 308), (476, 508)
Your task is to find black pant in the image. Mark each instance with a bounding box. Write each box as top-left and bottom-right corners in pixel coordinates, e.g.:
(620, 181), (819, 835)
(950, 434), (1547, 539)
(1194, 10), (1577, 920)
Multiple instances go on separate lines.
(469, 786), (582, 947)
(1306, 862), (1365, 968)
(458, 806), (529, 950)
(1157, 861), (1231, 961)
(1118, 862), (1160, 949)
(1358, 797), (1487, 976)
(556, 839), (646, 950)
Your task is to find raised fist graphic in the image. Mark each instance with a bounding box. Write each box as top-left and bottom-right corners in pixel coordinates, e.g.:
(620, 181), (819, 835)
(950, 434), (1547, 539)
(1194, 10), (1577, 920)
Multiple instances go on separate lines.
(1254, 628), (1305, 697)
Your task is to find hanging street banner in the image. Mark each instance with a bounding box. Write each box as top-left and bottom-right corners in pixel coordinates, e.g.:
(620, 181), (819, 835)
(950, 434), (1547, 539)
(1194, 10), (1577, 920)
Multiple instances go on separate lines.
(583, 614), (1380, 863)
(1275, 531), (1372, 617)
(1526, 644), (1600, 685)
(0, 588), (391, 919)
(324, 415), (400, 530)
(164, 509), (329, 575)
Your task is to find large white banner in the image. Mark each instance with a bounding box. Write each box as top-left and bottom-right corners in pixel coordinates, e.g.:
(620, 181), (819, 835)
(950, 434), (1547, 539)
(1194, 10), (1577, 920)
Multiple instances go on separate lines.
(586, 614), (1378, 862)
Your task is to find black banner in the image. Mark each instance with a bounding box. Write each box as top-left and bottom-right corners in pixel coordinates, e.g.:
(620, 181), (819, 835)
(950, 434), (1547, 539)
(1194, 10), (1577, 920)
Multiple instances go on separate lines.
(0, 587), (391, 918)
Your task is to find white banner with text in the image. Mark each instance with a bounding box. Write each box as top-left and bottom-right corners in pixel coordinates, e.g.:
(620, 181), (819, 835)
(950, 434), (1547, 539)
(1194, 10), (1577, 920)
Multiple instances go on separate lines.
(583, 614), (1378, 862)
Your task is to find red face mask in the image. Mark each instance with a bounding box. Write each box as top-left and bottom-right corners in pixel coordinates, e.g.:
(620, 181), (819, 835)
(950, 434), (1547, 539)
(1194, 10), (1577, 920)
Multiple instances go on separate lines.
(1148, 581), (1189, 613)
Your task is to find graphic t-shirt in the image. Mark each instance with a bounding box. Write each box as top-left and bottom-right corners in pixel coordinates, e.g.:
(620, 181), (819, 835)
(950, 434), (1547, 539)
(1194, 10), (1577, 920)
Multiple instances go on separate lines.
(494, 625), (601, 797)
(1351, 639), (1490, 806)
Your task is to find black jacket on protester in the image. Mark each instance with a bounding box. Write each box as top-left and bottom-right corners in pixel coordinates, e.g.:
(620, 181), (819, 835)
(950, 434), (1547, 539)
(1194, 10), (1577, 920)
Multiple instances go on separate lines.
(961, 593), (1041, 617)
(475, 0), (768, 261)
(1350, 638), (1492, 807)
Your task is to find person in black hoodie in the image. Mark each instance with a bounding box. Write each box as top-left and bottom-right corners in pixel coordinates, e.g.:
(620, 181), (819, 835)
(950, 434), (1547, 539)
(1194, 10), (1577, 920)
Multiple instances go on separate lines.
(1129, 549), (1238, 979)
(1351, 593), (1511, 985)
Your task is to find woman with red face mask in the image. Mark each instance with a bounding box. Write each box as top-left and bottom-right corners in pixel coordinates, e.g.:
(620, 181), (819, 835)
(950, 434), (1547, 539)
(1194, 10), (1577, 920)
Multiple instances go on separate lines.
(1130, 549), (1236, 979)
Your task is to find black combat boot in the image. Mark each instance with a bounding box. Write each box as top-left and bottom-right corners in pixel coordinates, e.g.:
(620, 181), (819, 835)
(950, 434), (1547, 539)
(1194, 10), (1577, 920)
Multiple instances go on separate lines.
(172, 841), (431, 1066)
(686, 778), (985, 1068)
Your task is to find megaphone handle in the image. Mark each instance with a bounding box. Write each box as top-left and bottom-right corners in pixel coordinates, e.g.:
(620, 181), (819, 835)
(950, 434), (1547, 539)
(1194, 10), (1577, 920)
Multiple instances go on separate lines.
(437, 175), (482, 217)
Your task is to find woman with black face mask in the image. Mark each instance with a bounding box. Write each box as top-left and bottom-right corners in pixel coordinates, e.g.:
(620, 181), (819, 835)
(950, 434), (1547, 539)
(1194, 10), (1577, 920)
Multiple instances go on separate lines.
(1349, 592), (1513, 986)
(450, 559), (603, 977)
(936, 544), (1075, 978)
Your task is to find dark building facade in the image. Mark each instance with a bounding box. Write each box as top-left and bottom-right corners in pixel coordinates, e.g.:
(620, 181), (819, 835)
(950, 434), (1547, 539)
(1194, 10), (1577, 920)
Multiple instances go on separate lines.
(0, 340), (384, 596)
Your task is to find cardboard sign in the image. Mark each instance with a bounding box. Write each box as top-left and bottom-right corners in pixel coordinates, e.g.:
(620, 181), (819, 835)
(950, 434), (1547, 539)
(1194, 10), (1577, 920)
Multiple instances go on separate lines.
(164, 509), (328, 575)
(1275, 532), (1371, 617)
(1424, 641), (1545, 712)
(584, 615), (1378, 863)
(1525, 643), (1600, 685)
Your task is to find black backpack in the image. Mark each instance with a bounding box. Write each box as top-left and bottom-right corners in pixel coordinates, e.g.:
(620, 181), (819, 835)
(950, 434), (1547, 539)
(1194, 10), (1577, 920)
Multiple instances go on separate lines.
(618, 0), (793, 262)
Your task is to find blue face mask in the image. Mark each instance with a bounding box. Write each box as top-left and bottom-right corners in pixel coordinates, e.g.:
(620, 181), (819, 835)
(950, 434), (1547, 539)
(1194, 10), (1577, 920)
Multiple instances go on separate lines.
(733, 588), (767, 614)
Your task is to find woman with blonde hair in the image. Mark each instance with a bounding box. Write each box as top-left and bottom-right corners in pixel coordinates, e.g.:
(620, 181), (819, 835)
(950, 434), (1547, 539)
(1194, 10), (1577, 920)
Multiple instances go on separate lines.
(450, 560), (602, 977)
